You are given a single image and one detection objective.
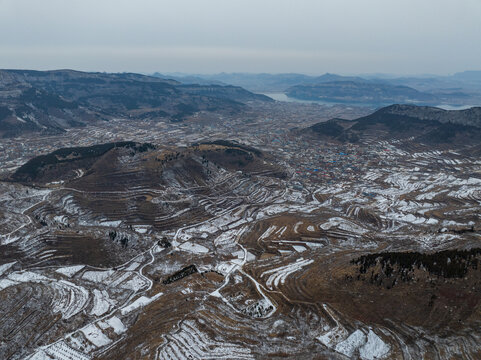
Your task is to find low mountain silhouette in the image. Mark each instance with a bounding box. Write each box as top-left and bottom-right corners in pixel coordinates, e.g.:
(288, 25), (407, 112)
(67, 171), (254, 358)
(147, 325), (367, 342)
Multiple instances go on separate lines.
(0, 69), (272, 137)
(286, 81), (439, 105)
(302, 104), (481, 145)
(11, 140), (285, 186)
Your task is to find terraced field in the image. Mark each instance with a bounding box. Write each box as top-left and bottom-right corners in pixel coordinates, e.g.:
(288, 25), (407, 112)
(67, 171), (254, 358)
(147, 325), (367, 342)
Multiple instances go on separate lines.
(1, 129), (481, 359)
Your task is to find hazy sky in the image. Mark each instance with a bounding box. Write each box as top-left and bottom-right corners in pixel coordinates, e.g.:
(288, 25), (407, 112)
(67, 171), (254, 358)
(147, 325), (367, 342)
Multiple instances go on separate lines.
(1, 0), (480, 75)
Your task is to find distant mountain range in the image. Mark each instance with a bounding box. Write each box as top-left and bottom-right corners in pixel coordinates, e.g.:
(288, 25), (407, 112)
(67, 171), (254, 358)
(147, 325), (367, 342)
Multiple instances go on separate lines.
(301, 104), (481, 145)
(154, 71), (481, 107)
(0, 69), (271, 137)
(285, 81), (440, 106)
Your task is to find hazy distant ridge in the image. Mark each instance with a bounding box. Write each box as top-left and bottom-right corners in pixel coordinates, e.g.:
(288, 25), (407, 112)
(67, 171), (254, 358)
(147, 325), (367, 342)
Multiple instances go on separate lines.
(0, 69), (271, 137)
(156, 71), (481, 106)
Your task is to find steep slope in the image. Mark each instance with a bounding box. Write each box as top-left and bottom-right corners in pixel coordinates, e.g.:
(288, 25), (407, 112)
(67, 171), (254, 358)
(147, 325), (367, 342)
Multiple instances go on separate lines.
(301, 104), (481, 145)
(0, 83), (95, 137)
(11, 140), (284, 187)
(0, 69), (272, 137)
(374, 104), (481, 127)
(10, 141), (154, 184)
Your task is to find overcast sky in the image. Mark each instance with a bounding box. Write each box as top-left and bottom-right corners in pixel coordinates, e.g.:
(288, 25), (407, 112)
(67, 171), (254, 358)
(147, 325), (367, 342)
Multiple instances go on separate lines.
(1, 0), (480, 75)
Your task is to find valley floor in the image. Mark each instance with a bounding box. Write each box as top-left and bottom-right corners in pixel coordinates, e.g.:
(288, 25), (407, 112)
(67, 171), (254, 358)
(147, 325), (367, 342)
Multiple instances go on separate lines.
(1, 102), (480, 359)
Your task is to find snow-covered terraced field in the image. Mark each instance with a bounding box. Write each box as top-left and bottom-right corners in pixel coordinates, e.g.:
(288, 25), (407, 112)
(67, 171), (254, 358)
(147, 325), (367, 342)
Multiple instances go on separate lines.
(156, 320), (254, 360)
(1, 134), (480, 360)
(261, 258), (314, 289)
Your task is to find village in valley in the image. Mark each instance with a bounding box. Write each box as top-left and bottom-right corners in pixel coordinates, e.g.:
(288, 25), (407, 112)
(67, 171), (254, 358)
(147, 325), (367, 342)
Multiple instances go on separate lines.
(1, 96), (480, 359)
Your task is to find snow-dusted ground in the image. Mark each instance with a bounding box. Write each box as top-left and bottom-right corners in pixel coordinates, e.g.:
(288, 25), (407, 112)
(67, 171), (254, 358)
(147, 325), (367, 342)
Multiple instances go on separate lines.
(56, 265), (85, 278)
(98, 316), (127, 335)
(156, 320), (254, 360)
(359, 330), (391, 360)
(90, 289), (116, 316)
(2, 135), (481, 359)
(28, 341), (90, 360)
(178, 241), (209, 254)
(80, 324), (112, 347)
(335, 330), (366, 358)
(320, 217), (368, 234)
(261, 258), (314, 289)
(0, 261), (16, 276)
(317, 303), (391, 359)
(120, 292), (163, 315)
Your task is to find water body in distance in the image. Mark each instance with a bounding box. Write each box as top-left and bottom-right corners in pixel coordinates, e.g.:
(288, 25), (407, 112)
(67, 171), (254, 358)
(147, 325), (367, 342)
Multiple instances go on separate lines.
(263, 93), (479, 110)
(262, 93), (340, 106)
